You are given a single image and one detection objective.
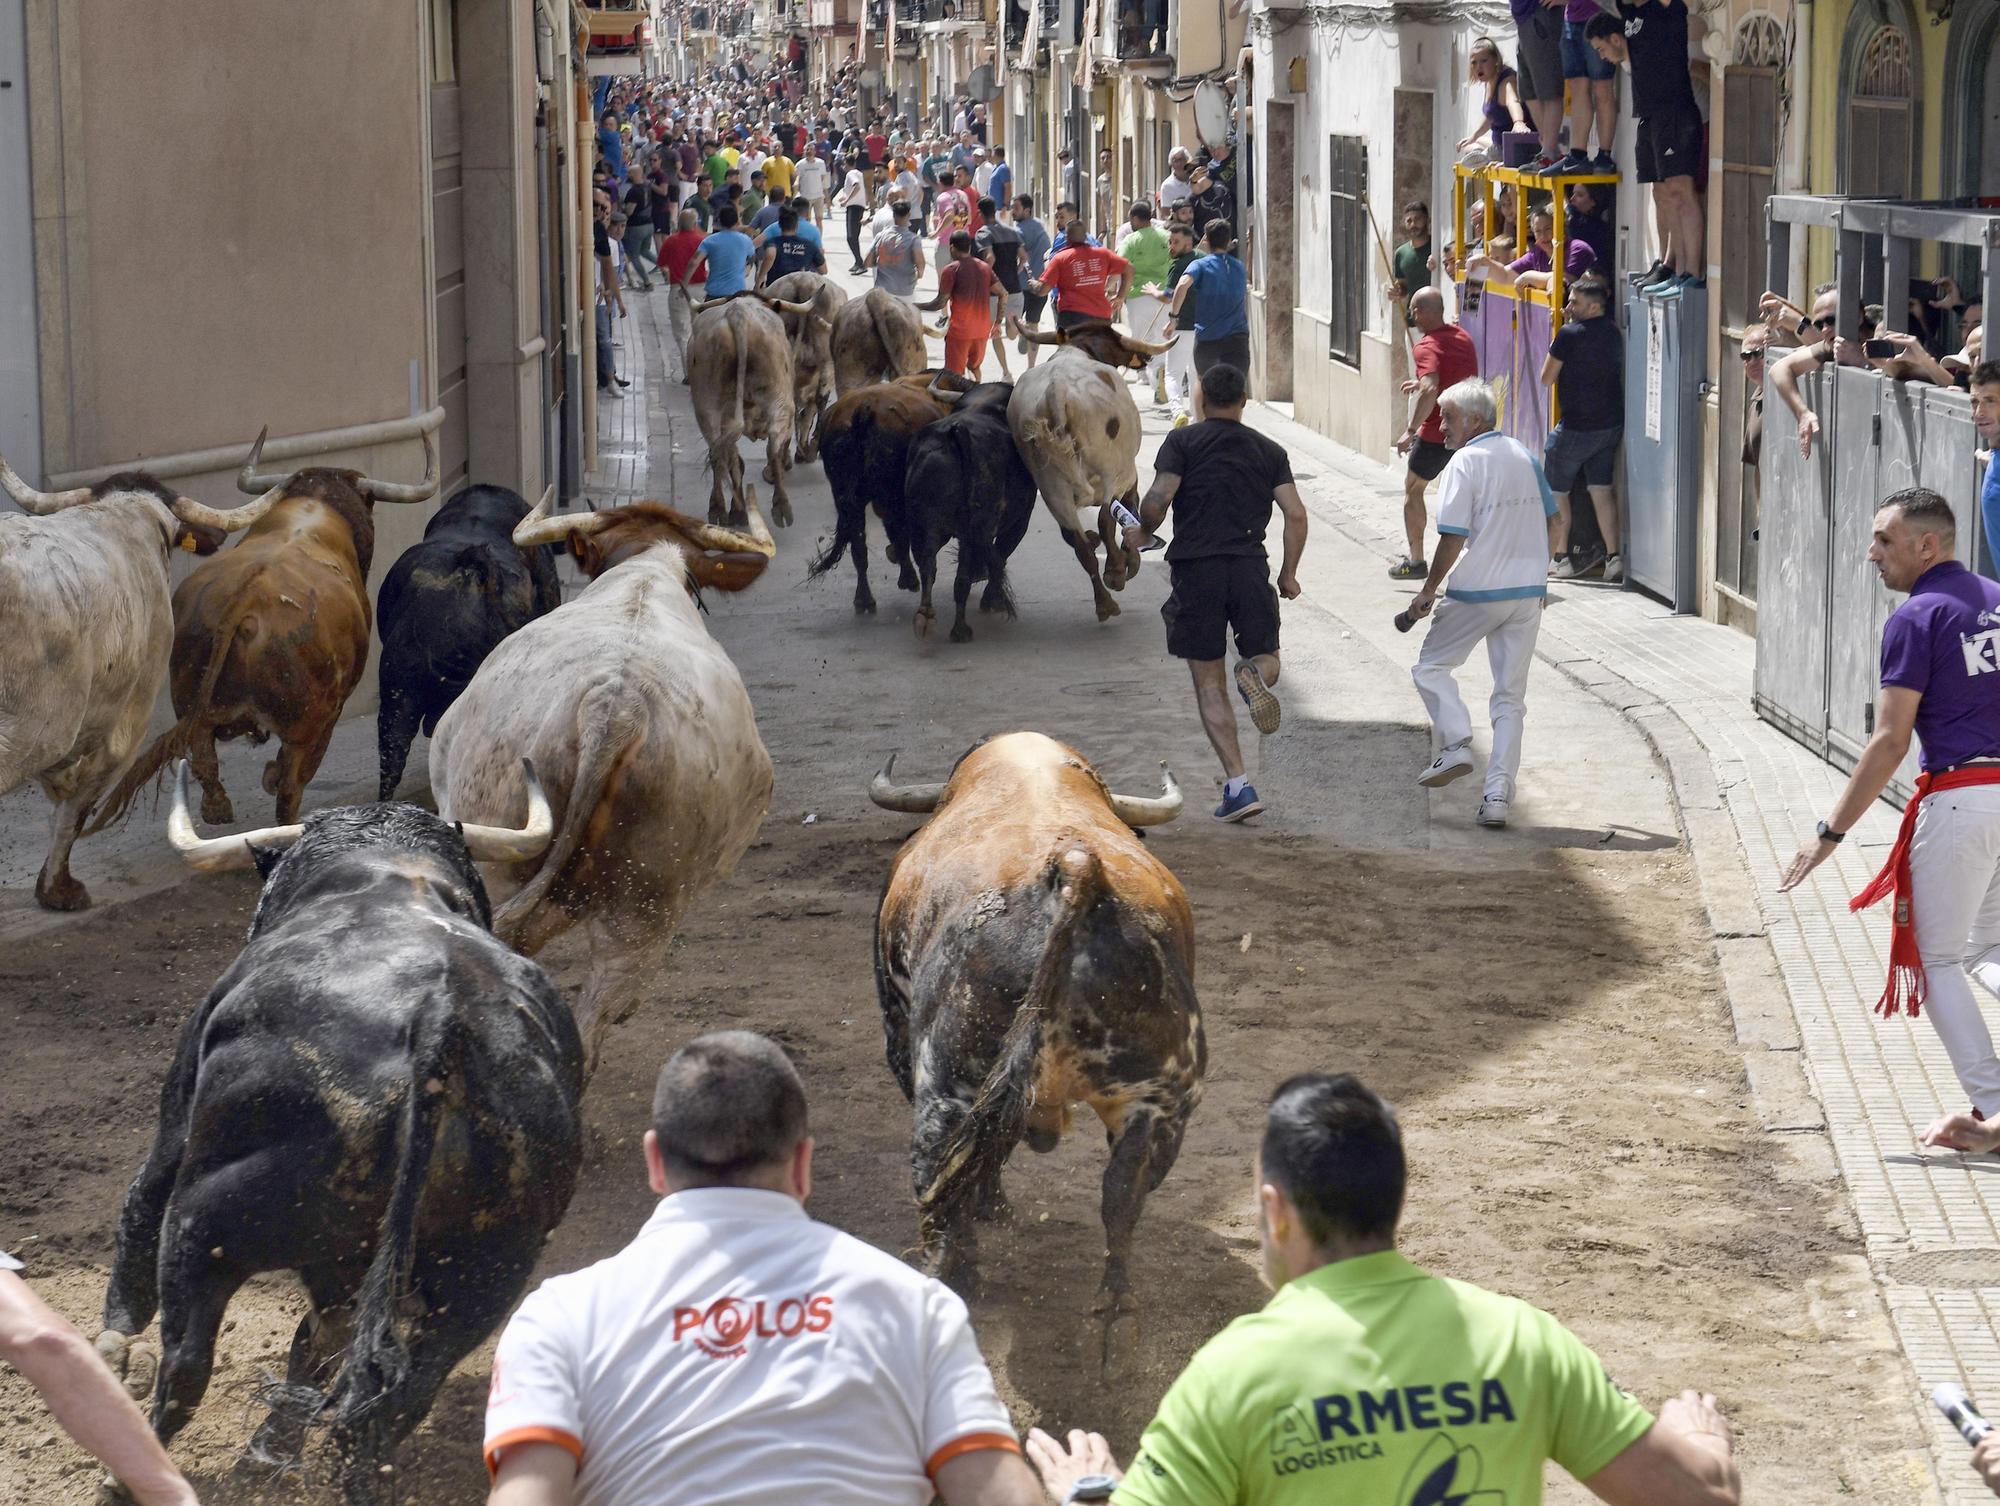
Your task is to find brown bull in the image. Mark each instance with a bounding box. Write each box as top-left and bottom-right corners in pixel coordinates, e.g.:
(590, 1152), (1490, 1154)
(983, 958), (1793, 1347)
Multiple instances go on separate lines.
(1022, 319), (1173, 370)
(832, 289), (934, 395)
(93, 430), (437, 830)
(870, 731), (1203, 1362)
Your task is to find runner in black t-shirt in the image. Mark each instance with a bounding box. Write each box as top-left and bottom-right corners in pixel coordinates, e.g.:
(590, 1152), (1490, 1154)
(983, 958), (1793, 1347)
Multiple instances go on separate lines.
(1539, 276), (1626, 581)
(1122, 362), (1308, 824)
(974, 197), (1025, 378)
(757, 206), (826, 285)
(1586, 1), (1703, 294)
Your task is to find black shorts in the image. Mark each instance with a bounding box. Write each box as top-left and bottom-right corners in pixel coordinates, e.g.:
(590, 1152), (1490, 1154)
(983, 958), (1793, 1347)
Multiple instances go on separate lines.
(1636, 105), (1703, 184)
(1023, 288), (1050, 322)
(1162, 555), (1280, 662)
(1193, 333), (1251, 380)
(1407, 438), (1452, 481)
(1055, 307), (1103, 331)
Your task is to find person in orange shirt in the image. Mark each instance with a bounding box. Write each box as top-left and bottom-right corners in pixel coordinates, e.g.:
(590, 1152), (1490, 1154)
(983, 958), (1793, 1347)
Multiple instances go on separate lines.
(916, 232), (998, 379)
(1031, 231), (1131, 331)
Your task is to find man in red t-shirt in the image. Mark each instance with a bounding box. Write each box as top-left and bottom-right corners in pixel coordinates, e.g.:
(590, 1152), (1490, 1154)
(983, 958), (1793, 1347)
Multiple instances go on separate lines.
(1032, 233), (1132, 330)
(655, 208), (708, 383)
(916, 231), (998, 378)
(864, 126), (889, 168)
(1390, 287), (1480, 578)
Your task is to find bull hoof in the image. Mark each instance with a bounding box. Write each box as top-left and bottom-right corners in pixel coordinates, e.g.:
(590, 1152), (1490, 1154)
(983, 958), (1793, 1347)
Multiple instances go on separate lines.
(949, 621), (973, 644)
(772, 498), (794, 528)
(34, 871), (91, 912)
(913, 607), (935, 638)
(1093, 592), (1122, 623)
(855, 595), (877, 615)
(897, 565), (918, 592)
(974, 1189), (1014, 1225)
(726, 508), (750, 529)
(1122, 545), (1143, 580)
(201, 792), (235, 825)
(708, 504), (728, 525)
(94, 1332), (155, 1403)
(261, 762), (281, 796)
(761, 461), (778, 484)
(1094, 1293), (1142, 1377)
(884, 543), (905, 565)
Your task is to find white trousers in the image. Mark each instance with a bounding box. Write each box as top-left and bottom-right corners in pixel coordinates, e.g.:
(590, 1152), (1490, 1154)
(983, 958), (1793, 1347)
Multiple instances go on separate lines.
(1163, 325), (1194, 418)
(1908, 785), (2000, 1115)
(665, 287), (695, 380)
(1412, 596), (1542, 801)
(1125, 297), (1171, 387)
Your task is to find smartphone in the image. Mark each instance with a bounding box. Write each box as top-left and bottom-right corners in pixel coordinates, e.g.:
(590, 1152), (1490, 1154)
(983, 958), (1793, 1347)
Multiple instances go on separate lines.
(1863, 338), (1898, 359)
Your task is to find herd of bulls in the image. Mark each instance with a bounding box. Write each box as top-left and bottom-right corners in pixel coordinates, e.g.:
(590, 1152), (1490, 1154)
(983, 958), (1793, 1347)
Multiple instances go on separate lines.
(0, 282), (1204, 1503)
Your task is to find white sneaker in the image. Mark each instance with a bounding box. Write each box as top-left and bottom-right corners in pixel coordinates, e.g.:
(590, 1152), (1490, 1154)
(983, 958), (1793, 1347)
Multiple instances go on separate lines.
(1477, 796), (1510, 828)
(1553, 555), (1580, 579)
(1418, 744), (1475, 788)
(1601, 552), (1625, 584)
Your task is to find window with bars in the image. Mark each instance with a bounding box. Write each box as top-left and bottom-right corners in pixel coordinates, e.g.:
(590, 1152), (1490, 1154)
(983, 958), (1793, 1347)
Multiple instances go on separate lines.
(1327, 135), (1366, 367)
(1845, 25), (1912, 198)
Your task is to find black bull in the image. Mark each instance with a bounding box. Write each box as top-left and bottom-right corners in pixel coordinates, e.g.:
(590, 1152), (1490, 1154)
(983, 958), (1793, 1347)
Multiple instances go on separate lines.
(901, 384), (1038, 643)
(375, 484), (563, 799)
(99, 802), (583, 1505)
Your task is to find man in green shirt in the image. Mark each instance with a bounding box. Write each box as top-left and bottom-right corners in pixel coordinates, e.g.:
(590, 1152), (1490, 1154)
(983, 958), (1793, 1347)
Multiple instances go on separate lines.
(1119, 201), (1174, 407)
(741, 170), (767, 220)
(1384, 200), (1435, 326)
(1026, 1074), (1741, 1506)
(704, 139), (731, 191)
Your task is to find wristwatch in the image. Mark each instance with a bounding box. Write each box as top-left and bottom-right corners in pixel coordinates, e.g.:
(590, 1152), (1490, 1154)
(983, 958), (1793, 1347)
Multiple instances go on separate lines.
(1067, 1476), (1119, 1503)
(1816, 820), (1845, 844)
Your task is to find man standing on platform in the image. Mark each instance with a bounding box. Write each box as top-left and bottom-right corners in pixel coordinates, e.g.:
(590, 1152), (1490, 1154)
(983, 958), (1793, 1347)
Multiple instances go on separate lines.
(1781, 488), (2000, 1140)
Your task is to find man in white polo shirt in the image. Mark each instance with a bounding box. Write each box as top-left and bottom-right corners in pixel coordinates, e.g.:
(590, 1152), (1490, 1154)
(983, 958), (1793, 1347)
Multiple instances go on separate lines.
(1403, 377), (1563, 831)
(484, 1031), (1044, 1506)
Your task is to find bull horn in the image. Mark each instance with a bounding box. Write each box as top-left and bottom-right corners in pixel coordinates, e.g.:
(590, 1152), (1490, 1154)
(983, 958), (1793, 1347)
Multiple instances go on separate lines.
(235, 427), (288, 493)
(358, 431), (439, 504)
(457, 760), (555, 863)
(167, 761), (303, 872)
(1107, 763), (1183, 827)
(0, 454), (93, 514)
(1021, 328), (1063, 346)
(683, 486), (776, 557)
(1120, 334), (1175, 358)
(692, 296), (728, 314)
(511, 488), (616, 547)
(766, 296), (816, 316)
(867, 752), (945, 814)
(169, 483), (286, 534)
(924, 375), (967, 405)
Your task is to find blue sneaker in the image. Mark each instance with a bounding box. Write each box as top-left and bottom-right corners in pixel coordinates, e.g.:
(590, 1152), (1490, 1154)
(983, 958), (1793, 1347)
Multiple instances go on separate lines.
(1214, 784), (1265, 822)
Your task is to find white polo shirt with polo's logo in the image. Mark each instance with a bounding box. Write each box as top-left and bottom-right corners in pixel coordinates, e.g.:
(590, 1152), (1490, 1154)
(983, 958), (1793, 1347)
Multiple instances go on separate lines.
(484, 1187), (1019, 1506)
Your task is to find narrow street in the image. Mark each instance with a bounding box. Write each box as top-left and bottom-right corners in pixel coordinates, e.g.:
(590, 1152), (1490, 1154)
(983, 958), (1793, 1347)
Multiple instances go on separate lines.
(0, 257), (1934, 1501)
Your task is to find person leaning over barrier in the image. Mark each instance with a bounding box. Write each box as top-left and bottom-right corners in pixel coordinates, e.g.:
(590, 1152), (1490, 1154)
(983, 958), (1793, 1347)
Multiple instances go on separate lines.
(0, 1248), (200, 1505)
(485, 1031), (1043, 1506)
(1025, 1074), (1741, 1506)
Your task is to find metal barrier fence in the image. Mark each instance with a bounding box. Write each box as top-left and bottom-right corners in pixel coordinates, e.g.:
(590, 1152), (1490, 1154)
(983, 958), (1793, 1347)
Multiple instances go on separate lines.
(1753, 194), (1998, 797)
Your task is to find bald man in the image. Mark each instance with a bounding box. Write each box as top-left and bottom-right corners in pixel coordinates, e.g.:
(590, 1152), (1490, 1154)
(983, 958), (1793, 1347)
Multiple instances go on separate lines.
(1390, 288), (1480, 580)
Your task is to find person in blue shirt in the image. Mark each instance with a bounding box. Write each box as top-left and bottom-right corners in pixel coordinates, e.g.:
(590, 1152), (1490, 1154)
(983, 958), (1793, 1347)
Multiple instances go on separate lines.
(682, 204), (757, 298)
(986, 147), (1012, 211)
(598, 110), (626, 184)
(1166, 220), (1251, 419)
(760, 198), (823, 255)
(1977, 363), (2000, 578)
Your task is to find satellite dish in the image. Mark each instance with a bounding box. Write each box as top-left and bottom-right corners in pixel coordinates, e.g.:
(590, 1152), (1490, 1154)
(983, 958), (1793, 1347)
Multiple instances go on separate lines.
(967, 63), (1001, 101)
(1193, 80), (1231, 149)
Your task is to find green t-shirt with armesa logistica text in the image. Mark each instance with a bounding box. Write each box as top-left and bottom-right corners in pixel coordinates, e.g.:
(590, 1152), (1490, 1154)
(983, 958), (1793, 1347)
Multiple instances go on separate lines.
(1111, 1251), (1653, 1506)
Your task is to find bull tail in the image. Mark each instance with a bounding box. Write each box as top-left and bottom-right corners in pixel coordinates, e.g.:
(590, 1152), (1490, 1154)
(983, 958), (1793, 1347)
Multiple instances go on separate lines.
(322, 999), (467, 1427)
(917, 846), (1100, 1244)
(83, 591), (256, 834)
(872, 297), (911, 378)
(733, 318), (749, 436)
(490, 691), (632, 950)
(807, 415), (866, 580)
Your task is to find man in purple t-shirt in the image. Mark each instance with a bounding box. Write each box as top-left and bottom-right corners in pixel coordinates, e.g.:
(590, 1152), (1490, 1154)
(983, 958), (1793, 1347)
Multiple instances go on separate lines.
(1781, 488), (2000, 1144)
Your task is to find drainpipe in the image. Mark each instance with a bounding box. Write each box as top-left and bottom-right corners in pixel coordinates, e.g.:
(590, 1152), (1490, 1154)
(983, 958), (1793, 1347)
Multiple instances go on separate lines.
(1783, 0), (1811, 298)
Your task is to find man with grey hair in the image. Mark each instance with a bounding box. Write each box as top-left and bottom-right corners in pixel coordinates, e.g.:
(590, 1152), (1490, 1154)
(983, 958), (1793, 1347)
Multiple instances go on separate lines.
(1402, 377), (1563, 829)
(484, 1031), (1044, 1506)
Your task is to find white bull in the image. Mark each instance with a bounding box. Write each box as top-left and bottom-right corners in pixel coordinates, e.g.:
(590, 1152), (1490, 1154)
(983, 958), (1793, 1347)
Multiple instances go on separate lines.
(1006, 346), (1146, 621)
(0, 459), (278, 909)
(761, 271), (848, 463)
(687, 296), (808, 528)
(429, 491), (776, 1068)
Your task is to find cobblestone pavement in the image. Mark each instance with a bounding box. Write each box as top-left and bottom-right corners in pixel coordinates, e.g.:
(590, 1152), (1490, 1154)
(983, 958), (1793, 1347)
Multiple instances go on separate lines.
(1258, 406), (1992, 1502)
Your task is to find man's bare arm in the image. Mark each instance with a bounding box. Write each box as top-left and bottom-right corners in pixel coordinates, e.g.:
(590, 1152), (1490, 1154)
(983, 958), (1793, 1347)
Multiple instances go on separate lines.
(488, 1441), (578, 1506)
(1135, 470), (1182, 535)
(1581, 1393), (1739, 1506)
(935, 1448), (1049, 1506)
(1275, 481), (1308, 596)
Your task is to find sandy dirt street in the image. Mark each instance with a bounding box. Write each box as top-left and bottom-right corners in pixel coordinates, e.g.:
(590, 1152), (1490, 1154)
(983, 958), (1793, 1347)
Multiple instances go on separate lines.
(0, 285), (1933, 1503)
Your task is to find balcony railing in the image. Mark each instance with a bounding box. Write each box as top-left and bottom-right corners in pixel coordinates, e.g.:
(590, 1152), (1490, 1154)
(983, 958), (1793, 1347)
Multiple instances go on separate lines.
(1113, 0), (1167, 59)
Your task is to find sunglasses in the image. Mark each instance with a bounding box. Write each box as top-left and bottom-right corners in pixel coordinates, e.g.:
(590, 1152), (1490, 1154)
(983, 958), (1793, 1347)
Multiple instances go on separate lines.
(1812, 315), (1837, 330)
(1739, 348), (1764, 362)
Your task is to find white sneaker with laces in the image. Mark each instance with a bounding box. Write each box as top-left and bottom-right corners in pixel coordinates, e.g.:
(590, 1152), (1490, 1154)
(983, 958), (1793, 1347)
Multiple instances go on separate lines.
(1601, 552), (1625, 584)
(1554, 555), (1580, 579)
(1477, 796), (1510, 828)
(1418, 744), (1475, 788)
